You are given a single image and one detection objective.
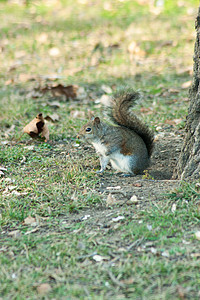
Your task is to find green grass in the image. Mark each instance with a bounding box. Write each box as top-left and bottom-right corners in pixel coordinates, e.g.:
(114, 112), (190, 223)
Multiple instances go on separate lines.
(0, 0), (200, 299)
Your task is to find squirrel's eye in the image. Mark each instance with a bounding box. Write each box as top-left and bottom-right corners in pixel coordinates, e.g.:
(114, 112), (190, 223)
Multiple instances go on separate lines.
(86, 127), (92, 132)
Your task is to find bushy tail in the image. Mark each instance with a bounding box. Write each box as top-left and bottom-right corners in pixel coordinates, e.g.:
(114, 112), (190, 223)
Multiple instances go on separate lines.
(110, 89), (154, 157)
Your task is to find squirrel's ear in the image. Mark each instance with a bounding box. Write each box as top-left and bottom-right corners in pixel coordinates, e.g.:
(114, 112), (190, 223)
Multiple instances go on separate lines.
(88, 111), (94, 120)
(93, 117), (100, 124)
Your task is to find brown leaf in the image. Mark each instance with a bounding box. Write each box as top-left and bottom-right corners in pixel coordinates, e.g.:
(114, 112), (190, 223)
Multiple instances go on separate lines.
(106, 193), (118, 207)
(70, 110), (85, 118)
(133, 183), (142, 187)
(8, 230), (21, 238)
(177, 286), (186, 299)
(165, 119), (183, 126)
(37, 283), (51, 295)
(18, 74), (32, 83)
(44, 113), (60, 122)
(41, 84), (79, 100)
(23, 113), (49, 142)
(128, 41), (146, 58)
(194, 231), (200, 240)
(24, 216), (37, 226)
(181, 80), (192, 89)
(48, 47), (60, 57)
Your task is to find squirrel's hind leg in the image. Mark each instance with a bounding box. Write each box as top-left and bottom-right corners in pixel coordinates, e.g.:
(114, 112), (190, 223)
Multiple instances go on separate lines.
(96, 155), (109, 173)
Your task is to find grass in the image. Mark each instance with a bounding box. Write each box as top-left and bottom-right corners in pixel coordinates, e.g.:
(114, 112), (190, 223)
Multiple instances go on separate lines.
(0, 0), (200, 299)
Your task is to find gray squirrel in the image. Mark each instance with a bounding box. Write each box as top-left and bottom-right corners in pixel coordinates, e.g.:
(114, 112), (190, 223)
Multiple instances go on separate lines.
(78, 90), (154, 175)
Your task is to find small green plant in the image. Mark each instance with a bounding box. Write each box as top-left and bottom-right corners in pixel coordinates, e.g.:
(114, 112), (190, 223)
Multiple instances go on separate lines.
(142, 169), (154, 180)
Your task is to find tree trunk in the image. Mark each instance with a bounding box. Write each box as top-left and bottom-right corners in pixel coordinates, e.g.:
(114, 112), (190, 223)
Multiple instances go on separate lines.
(174, 7), (200, 180)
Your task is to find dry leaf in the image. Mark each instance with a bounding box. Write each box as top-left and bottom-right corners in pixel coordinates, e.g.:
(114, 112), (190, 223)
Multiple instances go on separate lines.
(165, 119), (183, 126)
(112, 216), (125, 222)
(177, 286), (186, 299)
(36, 33), (48, 43)
(171, 203), (176, 213)
(101, 84), (112, 94)
(70, 110), (85, 118)
(128, 41), (146, 59)
(76, 86), (87, 99)
(133, 183), (142, 187)
(8, 230), (21, 238)
(44, 113), (60, 122)
(194, 231), (200, 240)
(106, 193), (118, 206)
(41, 84), (78, 100)
(0, 166), (7, 176)
(93, 255), (103, 262)
(48, 47), (60, 57)
(181, 80), (192, 89)
(81, 215), (90, 220)
(23, 113), (49, 142)
(46, 101), (61, 108)
(162, 251), (170, 257)
(18, 74), (32, 83)
(191, 253), (200, 258)
(106, 186), (121, 190)
(24, 216), (37, 226)
(37, 283), (51, 295)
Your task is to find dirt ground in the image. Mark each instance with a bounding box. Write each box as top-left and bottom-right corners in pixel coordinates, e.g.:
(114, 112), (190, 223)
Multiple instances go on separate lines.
(69, 126), (184, 222)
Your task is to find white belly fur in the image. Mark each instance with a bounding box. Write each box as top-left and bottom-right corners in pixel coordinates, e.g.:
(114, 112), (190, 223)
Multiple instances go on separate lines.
(110, 152), (133, 173)
(92, 141), (107, 156)
(92, 141), (136, 173)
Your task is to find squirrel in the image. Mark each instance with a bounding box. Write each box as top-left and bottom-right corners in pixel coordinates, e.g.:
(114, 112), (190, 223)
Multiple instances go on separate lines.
(78, 90), (154, 175)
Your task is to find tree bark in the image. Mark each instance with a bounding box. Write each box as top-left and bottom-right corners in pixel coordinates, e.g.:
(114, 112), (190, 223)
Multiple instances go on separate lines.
(174, 7), (200, 180)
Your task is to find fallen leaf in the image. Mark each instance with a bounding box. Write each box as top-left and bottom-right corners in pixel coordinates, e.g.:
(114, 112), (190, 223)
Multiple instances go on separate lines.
(40, 84), (78, 100)
(147, 224), (152, 231)
(128, 41), (146, 59)
(70, 110), (85, 118)
(18, 73), (33, 83)
(133, 183), (142, 187)
(181, 80), (192, 89)
(112, 216), (125, 222)
(121, 277), (134, 285)
(76, 86), (87, 99)
(37, 283), (51, 295)
(191, 253), (200, 258)
(8, 230), (21, 238)
(171, 203), (176, 213)
(106, 186), (121, 190)
(24, 216), (37, 226)
(194, 231), (200, 240)
(162, 251), (170, 257)
(129, 195), (139, 204)
(45, 113), (60, 122)
(0, 166), (7, 175)
(101, 84), (112, 94)
(15, 50), (26, 58)
(93, 255), (103, 262)
(36, 33), (48, 43)
(48, 47), (60, 57)
(177, 286), (186, 299)
(25, 227), (39, 235)
(106, 193), (118, 206)
(23, 113), (49, 142)
(165, 119), (183, 126)
(81, 215), (90, 220)
(46, 101), (61, 108)
(150, 247), (158, 254)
